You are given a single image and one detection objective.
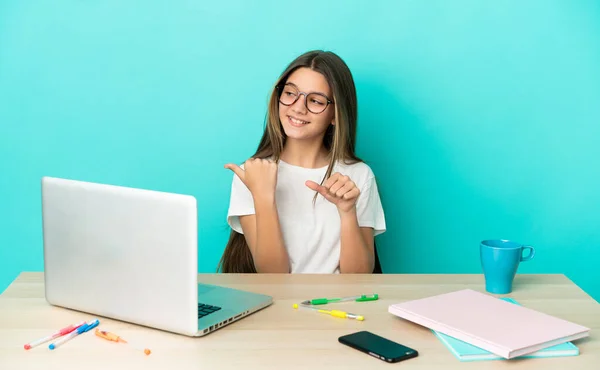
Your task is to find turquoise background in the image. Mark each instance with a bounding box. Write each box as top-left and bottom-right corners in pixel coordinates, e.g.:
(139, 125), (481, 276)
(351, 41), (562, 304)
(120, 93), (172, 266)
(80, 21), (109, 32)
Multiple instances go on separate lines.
(1, 1), (599, 301)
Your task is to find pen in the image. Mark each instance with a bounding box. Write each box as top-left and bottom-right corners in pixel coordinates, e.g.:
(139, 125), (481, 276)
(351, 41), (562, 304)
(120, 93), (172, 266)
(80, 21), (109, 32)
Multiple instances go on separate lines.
(301, 294), (378, 305)
(24, 321), (86, 350)
(49, 319), (100, 350)
(95, 329), (151, 355)
(293, 303), (364, 320)
(95, 328), (127, 343)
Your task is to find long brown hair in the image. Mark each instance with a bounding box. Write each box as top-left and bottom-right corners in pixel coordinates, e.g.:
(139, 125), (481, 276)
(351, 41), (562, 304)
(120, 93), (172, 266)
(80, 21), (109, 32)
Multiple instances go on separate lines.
(217, 50), (362, 273)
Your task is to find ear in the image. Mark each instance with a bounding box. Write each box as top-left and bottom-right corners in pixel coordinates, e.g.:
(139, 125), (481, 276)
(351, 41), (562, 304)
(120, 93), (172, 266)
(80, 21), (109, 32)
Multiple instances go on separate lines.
(331, 119), (336, 126)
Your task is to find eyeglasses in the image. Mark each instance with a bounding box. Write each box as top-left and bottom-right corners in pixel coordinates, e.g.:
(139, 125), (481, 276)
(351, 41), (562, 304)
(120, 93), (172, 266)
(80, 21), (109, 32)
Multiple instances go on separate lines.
(277, 84), (333, 114)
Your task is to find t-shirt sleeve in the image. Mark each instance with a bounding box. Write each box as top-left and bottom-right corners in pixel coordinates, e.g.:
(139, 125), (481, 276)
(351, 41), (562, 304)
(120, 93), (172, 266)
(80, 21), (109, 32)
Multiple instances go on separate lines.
(356, 176), (386, 236)
(226, 170), (255, 234)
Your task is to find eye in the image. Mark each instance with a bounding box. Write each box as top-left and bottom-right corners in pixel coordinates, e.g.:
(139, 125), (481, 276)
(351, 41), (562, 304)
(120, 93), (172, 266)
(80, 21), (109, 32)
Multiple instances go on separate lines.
(311, 99), (325, 105)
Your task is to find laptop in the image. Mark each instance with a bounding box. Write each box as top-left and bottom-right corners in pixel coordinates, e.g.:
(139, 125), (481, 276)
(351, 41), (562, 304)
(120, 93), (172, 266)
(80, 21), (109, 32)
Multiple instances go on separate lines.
(41, 176), (273, 337)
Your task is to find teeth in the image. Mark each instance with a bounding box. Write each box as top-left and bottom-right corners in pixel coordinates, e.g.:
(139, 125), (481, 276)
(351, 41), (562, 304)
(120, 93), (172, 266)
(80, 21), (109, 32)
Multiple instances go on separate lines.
(290, 116), (308, 125)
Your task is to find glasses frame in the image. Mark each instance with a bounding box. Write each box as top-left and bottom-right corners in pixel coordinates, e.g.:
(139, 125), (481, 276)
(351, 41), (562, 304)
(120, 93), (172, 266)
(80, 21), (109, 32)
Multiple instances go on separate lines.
(277, 83), (333, 114)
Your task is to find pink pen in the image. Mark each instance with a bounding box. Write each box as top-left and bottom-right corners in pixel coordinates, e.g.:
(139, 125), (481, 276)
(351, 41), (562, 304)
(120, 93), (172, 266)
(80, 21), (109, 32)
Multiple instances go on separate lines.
(24, 321), (86, 350)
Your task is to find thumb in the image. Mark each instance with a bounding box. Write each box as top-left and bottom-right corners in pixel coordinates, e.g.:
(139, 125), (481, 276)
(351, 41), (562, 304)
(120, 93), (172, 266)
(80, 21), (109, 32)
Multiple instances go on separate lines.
(305, 180), (331, 199)
(305, 180), (322, 192)
(224, 163), (245, 180)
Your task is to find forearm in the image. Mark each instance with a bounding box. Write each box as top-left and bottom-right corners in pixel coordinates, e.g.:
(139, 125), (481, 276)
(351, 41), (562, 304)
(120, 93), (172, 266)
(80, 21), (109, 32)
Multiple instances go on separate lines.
(339, 209), (374, 273)
(252, 196), (290, 273)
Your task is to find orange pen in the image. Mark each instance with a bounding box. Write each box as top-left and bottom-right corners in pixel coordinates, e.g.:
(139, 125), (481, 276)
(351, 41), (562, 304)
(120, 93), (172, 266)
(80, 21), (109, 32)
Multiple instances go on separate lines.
(95, 329), (127, 343)
(95, 329), (151, 355)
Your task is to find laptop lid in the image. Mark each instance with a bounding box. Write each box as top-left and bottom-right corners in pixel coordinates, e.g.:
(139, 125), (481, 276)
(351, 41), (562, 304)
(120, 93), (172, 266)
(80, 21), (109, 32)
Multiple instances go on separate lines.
(42, 176), (200, 336)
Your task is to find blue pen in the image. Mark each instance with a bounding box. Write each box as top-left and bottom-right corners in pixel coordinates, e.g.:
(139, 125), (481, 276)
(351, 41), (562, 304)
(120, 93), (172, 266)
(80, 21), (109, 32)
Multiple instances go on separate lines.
(49, 319), (100, 350)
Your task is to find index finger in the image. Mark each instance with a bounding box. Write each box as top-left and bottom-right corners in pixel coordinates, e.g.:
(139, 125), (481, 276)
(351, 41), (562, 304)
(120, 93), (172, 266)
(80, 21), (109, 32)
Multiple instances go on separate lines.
(323, 172), (341, 189)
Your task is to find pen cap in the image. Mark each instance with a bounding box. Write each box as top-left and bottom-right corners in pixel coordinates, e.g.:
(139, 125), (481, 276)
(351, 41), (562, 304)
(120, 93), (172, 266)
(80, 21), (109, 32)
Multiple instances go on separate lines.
(80, 320), (100, 333)
(75, 323), (91, 334)
(356, 294), (378, 302)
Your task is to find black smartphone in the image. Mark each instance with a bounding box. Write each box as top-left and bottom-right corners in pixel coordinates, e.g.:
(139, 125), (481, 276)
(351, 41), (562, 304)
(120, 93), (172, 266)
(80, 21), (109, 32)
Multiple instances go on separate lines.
(339, 330), (418, 363)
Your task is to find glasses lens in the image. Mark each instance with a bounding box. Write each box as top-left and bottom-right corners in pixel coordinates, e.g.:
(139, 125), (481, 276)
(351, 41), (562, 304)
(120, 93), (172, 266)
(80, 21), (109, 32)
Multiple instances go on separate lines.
(306, 93), (328, 113)
(279, 85), (298, 105)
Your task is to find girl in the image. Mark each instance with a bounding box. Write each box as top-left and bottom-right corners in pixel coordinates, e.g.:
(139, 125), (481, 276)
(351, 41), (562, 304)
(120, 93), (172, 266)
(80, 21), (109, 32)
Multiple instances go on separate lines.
(219, 50), (386, 274)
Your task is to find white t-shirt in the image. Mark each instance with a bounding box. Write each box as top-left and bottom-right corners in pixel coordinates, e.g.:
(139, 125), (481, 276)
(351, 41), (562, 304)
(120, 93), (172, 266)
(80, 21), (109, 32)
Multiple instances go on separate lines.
(226, 159), (386, 273)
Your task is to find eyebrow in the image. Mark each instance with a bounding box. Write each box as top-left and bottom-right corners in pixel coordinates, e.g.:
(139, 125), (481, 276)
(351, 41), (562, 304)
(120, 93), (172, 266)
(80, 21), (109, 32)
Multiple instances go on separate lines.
(285, 82), (329, 97)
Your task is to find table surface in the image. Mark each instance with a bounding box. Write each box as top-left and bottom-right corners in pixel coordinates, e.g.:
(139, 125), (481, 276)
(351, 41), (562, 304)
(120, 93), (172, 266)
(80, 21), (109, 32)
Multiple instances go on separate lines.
(1, 272), (598, 370)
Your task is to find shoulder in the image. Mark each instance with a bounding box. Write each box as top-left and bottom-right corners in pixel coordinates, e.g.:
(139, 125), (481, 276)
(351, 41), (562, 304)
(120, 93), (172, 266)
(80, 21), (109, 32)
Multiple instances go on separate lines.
(336, 160), (375, 177)
(335, 160), (376, 188)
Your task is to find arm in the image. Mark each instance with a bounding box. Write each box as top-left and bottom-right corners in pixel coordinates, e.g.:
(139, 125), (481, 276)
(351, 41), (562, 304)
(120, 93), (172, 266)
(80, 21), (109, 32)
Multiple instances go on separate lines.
(306, 172), (378, 274)
(339, 210), (375, 273)
(239, 195), (290, 273)
(225, 158), (290, 273)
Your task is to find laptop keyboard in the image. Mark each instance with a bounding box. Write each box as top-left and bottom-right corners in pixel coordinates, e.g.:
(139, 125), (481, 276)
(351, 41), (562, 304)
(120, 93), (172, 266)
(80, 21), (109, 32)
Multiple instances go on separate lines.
(198, 303), (222, 319)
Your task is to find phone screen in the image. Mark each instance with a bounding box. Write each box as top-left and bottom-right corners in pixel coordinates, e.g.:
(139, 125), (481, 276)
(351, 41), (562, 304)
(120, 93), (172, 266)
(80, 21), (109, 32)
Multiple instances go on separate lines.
(339, 331), (418, 362)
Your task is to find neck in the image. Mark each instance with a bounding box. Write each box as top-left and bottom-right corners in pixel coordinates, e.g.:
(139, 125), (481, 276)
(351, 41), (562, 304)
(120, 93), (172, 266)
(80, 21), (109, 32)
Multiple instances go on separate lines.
(280, 137), (329, 169)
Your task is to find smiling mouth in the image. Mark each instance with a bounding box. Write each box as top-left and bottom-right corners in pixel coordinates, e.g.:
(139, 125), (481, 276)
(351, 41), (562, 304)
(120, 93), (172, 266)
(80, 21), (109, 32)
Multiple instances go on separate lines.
(288, 116), (310, 126)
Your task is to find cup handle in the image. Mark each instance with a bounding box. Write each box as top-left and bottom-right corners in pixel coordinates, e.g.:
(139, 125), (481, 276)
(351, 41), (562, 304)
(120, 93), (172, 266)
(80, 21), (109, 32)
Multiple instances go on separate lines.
(521, 246), (535, 261)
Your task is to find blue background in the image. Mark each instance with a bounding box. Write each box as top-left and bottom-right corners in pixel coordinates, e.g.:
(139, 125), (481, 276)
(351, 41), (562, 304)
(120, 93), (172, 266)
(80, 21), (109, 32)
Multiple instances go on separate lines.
(1, 1), (599, 301)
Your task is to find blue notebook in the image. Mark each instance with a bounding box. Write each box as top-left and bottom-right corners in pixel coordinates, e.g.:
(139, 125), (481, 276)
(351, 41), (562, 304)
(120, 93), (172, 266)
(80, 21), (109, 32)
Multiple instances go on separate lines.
(432, 298), (579, 362)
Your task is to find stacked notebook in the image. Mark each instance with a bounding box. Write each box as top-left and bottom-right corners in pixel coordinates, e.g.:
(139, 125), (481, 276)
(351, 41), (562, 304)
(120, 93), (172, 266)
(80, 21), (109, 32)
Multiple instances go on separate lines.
(431, 298), (579, 361)
(388, 289), (590, 360)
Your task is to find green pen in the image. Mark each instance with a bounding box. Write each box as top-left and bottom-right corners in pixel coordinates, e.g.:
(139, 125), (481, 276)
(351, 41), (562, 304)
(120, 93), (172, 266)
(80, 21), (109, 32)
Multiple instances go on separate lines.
(301, 294), (378, 306)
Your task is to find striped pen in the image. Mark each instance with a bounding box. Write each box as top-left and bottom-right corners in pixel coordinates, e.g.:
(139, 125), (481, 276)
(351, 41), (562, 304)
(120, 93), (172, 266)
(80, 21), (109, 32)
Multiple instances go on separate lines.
(49, 319), (100, 350)
(24, 321), (86, 350)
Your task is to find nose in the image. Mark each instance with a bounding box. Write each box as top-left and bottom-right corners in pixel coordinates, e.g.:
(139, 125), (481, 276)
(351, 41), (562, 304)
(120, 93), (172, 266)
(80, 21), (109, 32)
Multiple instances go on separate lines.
(291, 93), (308, 115)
